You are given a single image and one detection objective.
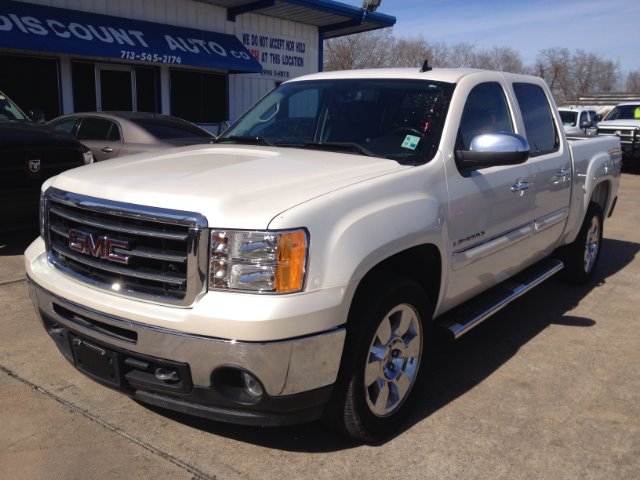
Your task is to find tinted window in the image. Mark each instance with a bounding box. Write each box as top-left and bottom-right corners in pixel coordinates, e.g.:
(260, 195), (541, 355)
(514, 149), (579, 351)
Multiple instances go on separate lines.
(133, 119), (211, 139)
(0, 92), (28, 121)
(77, 118), (120, 141)
(457, 82), (513, 150)
(513, 83), (558, 156)
(579, 112), (588, 125)
(49, 117), (79, 134)
(559, 110), (578, 126)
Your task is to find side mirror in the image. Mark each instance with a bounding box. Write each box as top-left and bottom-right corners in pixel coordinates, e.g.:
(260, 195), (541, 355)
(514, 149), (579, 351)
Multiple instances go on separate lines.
(456, 132), (530, 170)
(580, 121), (592, 130)
(28, 109), (45, 123)
(217, 121), (231, 137)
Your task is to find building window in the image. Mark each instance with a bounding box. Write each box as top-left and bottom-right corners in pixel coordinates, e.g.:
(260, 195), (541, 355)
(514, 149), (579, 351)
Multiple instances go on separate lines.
(71, 61), (159, 113)
(0, 54), (60, 120)
(170, 69), (228, 123)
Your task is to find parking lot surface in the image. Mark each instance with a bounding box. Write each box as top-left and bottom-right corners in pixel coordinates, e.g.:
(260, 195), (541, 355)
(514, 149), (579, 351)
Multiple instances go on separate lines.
(1, 174), (639, 480)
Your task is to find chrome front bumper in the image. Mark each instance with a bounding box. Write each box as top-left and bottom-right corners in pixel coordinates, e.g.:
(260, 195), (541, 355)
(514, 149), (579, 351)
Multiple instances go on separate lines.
(27, 278), (345, 398)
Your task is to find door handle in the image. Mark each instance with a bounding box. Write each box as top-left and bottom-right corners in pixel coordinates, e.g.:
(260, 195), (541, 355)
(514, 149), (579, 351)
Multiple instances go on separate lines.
(510, 181), (531, 193)
(101, 147), (114, 153)
(556, 168), (570, 178)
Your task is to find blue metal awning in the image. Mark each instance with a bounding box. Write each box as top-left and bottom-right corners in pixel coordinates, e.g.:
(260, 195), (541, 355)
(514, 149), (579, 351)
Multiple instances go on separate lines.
(0, 0), (262, 73)
(211, 0), (396, 38)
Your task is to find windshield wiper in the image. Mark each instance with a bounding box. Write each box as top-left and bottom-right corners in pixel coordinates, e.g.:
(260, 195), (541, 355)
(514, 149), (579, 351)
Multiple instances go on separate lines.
(216, 135), (273, 146)
(290, 141), (376, 157)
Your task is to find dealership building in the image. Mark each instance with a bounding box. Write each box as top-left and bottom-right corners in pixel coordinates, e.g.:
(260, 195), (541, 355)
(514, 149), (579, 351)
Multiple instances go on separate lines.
(0, 0), (394, 124)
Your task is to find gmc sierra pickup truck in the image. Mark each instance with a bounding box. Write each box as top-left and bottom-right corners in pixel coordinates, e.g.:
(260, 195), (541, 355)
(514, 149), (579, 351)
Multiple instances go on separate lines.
(26, 68), (621, 441)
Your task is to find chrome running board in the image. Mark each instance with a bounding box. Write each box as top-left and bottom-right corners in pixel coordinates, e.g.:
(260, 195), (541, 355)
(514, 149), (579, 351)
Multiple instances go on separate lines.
(439, 258), (564, 339)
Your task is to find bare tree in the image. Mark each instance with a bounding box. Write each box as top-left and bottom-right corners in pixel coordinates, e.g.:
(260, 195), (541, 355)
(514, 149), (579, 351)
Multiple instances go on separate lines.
(625, 71), (640, 92)
(534, 48), (572, 102)
(323, 32), (624, 102)
(473, 46), (525, 73)
(324, 29), (396, 71)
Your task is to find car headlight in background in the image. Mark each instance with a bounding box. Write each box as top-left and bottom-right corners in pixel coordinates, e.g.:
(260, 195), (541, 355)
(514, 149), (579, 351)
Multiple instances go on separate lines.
(81, 144), (94, 164)
(209, 229), (308, 293)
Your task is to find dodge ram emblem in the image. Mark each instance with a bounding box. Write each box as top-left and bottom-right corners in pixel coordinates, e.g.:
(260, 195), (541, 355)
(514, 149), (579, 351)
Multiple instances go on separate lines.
(28, 159), (41, 173)
(68, 229), (130, 264)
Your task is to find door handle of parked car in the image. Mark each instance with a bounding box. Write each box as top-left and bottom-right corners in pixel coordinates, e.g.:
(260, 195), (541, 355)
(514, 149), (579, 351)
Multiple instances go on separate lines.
(510, 181), (530, 193)
(556, 168), (570, 178)
(101, 147), (114, 153)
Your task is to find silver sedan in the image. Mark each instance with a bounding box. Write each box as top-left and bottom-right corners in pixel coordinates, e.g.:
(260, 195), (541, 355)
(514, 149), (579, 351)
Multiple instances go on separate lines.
(48, 111), (215, 161)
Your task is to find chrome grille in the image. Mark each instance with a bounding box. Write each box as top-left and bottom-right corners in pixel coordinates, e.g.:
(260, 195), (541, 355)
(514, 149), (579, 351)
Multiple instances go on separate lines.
(597, 127), (638, 145)
(44, 188), (208, 306)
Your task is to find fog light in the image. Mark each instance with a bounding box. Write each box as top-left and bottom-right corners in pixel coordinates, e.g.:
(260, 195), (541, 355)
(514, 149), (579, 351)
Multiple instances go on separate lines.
(242, 372), (264, 398)
(155, 368), (179, 383)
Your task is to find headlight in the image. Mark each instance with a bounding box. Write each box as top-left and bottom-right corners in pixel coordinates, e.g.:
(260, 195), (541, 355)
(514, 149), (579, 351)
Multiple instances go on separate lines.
(81, 144), (94, 164)
(209, 229), (308, 293)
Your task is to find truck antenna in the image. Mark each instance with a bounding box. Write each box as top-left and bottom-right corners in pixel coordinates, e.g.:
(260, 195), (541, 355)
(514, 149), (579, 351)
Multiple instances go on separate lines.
(420, 59), (432, 72)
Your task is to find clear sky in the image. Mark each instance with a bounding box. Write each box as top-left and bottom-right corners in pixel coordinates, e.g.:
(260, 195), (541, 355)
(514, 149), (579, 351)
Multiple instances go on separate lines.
(340, 0), (639, 74)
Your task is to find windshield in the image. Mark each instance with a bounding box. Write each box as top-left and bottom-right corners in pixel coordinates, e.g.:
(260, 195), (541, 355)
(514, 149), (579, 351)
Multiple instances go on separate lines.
(559, 110), (578, 127)
(0, 92), (28, 122)
(132, 119), (213, 139)
(220, 79), (454, 164)
(603, 104), (640, 121)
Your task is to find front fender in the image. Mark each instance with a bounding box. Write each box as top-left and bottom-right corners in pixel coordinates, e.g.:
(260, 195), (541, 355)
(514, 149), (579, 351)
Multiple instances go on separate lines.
(268, 158), (448, 307)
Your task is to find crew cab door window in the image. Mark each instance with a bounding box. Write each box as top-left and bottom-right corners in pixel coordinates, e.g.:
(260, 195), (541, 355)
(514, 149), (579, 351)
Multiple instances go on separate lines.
(457, 82), (514, 150)
(513, 82), (570, 257)
(513, 83), (558, 156)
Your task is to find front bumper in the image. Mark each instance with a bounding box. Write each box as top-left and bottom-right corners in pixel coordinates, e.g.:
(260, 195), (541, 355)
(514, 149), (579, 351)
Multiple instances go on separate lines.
(28, 278), (346, 426)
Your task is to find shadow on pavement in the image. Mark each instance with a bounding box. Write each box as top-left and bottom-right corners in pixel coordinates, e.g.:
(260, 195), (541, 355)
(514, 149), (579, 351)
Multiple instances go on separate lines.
(141, 237), (640, 452)
(0, 228), (39, 256)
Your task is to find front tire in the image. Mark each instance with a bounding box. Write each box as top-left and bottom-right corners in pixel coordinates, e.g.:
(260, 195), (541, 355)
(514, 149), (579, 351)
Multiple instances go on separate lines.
(323, 274), (433, 442)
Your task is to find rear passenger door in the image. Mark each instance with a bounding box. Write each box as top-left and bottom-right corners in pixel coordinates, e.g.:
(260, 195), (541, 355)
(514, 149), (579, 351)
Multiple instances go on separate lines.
(76, 117), (122, 161)
(512, 83), (571, 258)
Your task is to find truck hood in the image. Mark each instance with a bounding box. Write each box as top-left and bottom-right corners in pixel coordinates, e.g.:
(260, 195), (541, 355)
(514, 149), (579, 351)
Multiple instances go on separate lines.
(597, 119), (640, 128)
(48, 144), (410, 228)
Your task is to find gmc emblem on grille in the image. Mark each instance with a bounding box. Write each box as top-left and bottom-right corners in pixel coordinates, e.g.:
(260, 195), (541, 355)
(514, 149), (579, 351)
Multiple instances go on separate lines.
(68, 229), (130, 264)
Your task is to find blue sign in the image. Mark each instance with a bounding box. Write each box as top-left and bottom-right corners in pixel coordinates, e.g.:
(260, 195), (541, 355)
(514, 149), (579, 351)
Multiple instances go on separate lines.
(0, 0), (262, 73)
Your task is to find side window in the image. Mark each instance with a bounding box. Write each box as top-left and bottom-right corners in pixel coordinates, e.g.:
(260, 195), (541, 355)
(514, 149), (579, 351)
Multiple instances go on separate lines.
(77, 118), (119, 141)
(49, 118), (79, 135)
(457, 82), (513, 150)
(513, 83), (558, 156)
(579, 111), (588, 125)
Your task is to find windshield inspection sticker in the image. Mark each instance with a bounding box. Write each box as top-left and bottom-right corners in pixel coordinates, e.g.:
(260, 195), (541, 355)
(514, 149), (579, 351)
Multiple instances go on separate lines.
(401, 135), (420, 150)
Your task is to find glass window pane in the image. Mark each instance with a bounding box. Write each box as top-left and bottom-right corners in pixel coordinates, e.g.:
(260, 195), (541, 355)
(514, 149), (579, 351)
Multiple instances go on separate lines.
(457, 82), (513, 150)
(513, 83), (558, 156)
(77, 118), (115, 141)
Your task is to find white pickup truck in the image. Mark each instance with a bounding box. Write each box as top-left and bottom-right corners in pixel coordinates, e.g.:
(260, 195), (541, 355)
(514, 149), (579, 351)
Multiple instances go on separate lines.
(595, 102), (640, 164)
(26, 68), (622, 441)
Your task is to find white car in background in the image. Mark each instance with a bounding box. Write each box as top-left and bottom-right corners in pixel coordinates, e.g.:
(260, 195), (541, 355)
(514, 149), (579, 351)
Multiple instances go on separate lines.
(558, 106), (599, 137)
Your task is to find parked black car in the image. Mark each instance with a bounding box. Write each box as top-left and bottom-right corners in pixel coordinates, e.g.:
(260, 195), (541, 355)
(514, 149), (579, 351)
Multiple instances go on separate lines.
(1, 91), (92, 231)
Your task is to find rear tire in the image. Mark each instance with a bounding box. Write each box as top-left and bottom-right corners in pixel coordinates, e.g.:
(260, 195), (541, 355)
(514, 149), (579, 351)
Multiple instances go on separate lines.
(323, 274), (433, 442)
(560, 202), (604, 285)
